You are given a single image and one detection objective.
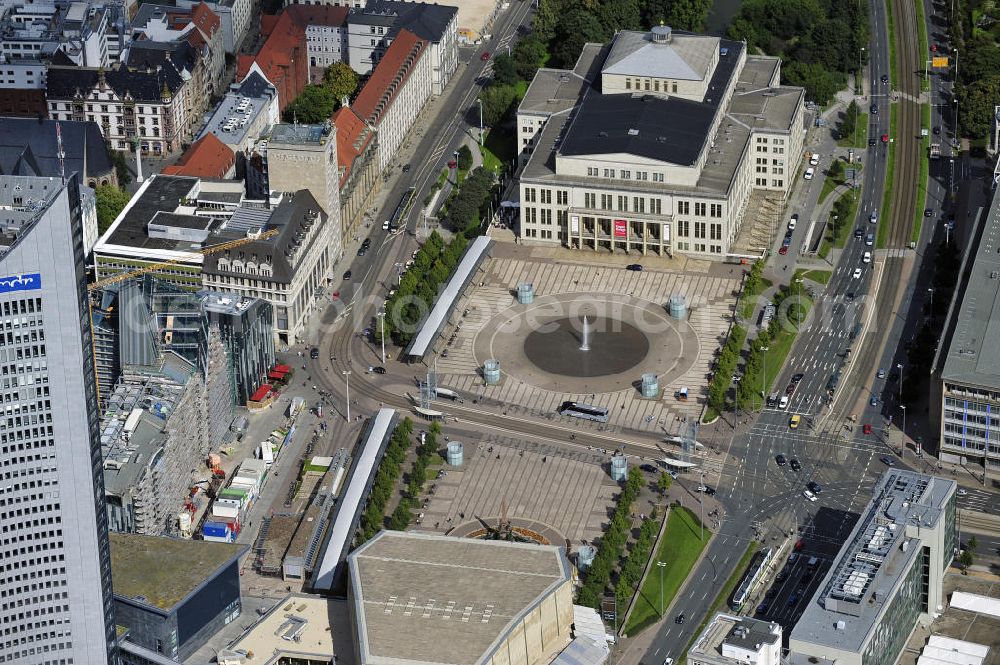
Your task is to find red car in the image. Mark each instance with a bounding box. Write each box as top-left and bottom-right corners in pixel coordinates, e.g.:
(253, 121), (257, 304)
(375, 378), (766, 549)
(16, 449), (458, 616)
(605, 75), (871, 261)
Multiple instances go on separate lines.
(881, 134), (890, 144)
(447, 159), (457, 168)
(863, 423), (873, 435)
(480, 51), (491, 61)
(778, 245), (789, 255)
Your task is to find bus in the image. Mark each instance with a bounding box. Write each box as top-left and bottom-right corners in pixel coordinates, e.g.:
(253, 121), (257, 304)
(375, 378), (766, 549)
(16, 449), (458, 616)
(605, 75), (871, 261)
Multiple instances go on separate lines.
(433, 387), (460, 401)
(558, 401), (609, 423)
(390, 187), (417, 229)
(730, 547), (773, 611)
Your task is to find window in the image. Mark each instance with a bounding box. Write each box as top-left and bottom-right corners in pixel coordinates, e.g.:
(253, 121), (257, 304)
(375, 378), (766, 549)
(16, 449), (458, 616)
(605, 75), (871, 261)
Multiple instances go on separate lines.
(772, 179), (784, 188)
(525, 188), (536, 203)
(584, 192), (596, 208)
(644, 79), (650, 90)
(617, 195), (628, 211)
(694, 221), (706, 239)
(694, 202), (706, 216)
(710, 223), (722, 240)
(678, 201), (689, 215)
(603, 168), (613, 178)
(625, 78), (631, 90)
(672, 83), (678, 93)
(600, 194), (612, 210)
(677, 219), (689, 237)
(557, 190), (567, 205)
(653, 173), (664, 182)
(620, 170), (630, 179)
(710, 204), (722, 218)
(654, 79), (660, 91)
(541, 189), (552, 204)
(651, 198), (661, 215)
(587, 167), (597, 176)
(637, 171), (647, 181)
(633, 197), (645, 213)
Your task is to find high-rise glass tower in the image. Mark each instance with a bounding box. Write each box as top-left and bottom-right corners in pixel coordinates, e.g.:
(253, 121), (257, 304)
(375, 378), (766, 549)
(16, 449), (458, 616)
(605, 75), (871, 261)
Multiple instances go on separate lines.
(0, 175), (115, 664)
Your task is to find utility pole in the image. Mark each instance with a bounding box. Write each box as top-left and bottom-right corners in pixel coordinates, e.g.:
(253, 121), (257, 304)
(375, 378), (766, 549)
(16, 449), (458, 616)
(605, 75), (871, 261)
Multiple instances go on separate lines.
(343, 369), (352, 422)
(657, 561), (667, 616)
(476, 98), (484, 146)
(377, 310), (386, 364)
(699, 469), (705, 541)
(954, 49), (960, 145)
(900, 405), (907, 455)
(897, 363), (904, 402)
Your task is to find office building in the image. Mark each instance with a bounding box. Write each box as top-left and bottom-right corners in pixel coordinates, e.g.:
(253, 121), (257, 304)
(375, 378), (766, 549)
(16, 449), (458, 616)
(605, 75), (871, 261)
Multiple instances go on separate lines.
(345, 0), (457, 95)
(0, 174), (116, 663)
(789, 470), (956, 665)
(351, 28), (431, 172)
(285, 4), (350, 80)
(203, 292), (275, 404)
(110, 532), (246, 660)
(200, 70), (280, 154)
(333, 104), (378, 240)
(689, 614), (782, 665)
(267, 123), (342, 234)
(936, 184), (1000, 476)
(516, 26), (805, 258)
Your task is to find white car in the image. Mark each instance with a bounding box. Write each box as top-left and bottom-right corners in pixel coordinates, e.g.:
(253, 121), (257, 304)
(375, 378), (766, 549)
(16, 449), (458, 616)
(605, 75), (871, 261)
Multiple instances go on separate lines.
(803, 490), (817, 502)
(664, 659), (675, 665)
(788, 218), (797, 231)
(852, 268), (863, 279)
(778, 395), (789, 409)
(382, 220), (391, 230)
(809, 153), (820, 166)
(804, 167), (815, 180)
(863, 251), (872, 263)
(869, 210), (878, 224)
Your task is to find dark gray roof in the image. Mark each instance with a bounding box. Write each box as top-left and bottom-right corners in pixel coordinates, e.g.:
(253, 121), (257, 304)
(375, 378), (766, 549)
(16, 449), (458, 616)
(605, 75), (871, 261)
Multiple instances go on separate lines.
(234, 69), (274, 98)
(558, 38), (742, 166)
(202, 190), (328, 284)
(350, 0), (456, 43)
(0, 118), (114, 180)
(124, 40), (199, 77)
(105, 175), (208, 252)
(46, 63), (186, 103)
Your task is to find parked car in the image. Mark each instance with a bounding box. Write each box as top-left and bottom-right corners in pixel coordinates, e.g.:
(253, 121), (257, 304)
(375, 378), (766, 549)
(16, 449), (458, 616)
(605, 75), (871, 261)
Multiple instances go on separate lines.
(343, 270), (352, 280)
(863, 423), (873, 435)
(807, 481), (822, 494)
(804, 167), (815, 180)
(357, 246), (368, 256)
(776, 454), (788, 466)
(382, 220), (390, 230)
(480, 51), (491, 61)
(870, 394), (878, 406)
(371, 366), (387, 375)
(809, 153), (820, 166)
(790, 458), (801, 471)
(779, 245), (789, 255)
(626, 264), (644, 271)
(803, 490), (817, 502)
(640, 463), (658, 473)
(880, 455), (895, 466)
(877, 368), (886, 379)
(310, 347), (319, 359)
(791, 373), (804, 383)
(789, 415), (801, 430)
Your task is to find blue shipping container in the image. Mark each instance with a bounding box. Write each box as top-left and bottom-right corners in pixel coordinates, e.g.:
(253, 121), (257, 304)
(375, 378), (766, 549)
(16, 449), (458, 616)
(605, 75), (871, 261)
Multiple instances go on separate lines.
(203, 521), (230, 538)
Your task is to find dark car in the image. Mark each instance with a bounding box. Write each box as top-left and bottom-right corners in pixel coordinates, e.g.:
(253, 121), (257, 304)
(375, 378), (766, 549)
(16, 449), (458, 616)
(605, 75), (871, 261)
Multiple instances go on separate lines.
(447, 159), (457, 168)
(480, 51), (491, 61)
(870, 103), (878, 114)
(855, 227), (864, 239)
(791, 373), (804, 383)
(790, 458), (801, 471)
(933, 126), (941, 135)
(675, 613), (685, 624)
(361, 238), (372, 248)
(626, 264), (644, 271)
(788, 592), (801, 606)
(776, 454), (787, 466)
(794, 539), (805, 551)
(785, 384), (795, 395)
(868, 137), (877, 147)
(402, 163), (411, 172)
(310, 347), (319, 359)
(704, 486), (717, 496)
(640, 463), (658, 473)
(778, 245), (789, 255)
(881, 74), (889, 84)
(343, 270), (352, 281)
(775, 570), (789, 583)
(371, 366), (387, 375)
(924, 208), (933, 217)
(756, 602), (769, 615)
(807, 481), (822, 494)
(863, 423), (873, 435)
(357, 246), (368, 256)
(880, 455), (895, 466)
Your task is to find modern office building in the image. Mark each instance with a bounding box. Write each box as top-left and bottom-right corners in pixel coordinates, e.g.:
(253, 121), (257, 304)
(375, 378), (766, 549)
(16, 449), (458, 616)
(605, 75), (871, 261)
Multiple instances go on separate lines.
(516, 26), (805, 258)
(0, 174), (116, 663)
(689, 613), (782, 665)
(110, 532), (246, 660)
(789, 470), (956, 665)
(266, 123), (343, 238)
(936, 183), (1000, 477)
(200, 70), (280, 154)
(203, 291), (275, 404)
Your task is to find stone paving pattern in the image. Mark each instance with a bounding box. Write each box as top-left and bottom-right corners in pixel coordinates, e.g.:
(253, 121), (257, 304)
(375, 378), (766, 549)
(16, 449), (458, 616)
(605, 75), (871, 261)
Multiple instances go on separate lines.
(431, 256), (740, 436)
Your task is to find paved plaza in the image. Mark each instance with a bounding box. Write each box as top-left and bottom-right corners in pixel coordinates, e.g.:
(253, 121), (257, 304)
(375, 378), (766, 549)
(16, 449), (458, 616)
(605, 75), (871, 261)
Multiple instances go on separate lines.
(420, 434), (619, 544)
(430, 250), (740, 436)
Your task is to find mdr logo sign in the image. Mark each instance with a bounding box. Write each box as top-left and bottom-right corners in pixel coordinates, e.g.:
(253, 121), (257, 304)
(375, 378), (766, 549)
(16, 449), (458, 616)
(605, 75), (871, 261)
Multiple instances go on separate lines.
(0, 273), (42, 294)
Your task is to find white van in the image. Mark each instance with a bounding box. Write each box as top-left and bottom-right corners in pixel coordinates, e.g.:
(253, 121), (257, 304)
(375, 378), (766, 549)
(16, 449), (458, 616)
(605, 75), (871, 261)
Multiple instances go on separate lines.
(778, 395), (789, 409)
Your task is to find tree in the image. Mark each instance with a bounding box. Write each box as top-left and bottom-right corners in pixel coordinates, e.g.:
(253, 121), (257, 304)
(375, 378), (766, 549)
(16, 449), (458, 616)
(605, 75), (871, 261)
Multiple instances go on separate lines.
(958, 75), (1000, 139)
(512, 37), (547, 81)
(323, 62), (359, 102)
(657, 472), (672, 496)
(782, 61), (843, 105)
(479, 84), (518, 127)
(550, 7), (605, 67)
(841, 100), (859, 141)
(457, 145), (474, 171)
(829, 157), (845, 180)
(95, 185), (131, 234)
(284, 84), (337, 123)
(110, 150), (133, 187)
(491, 53), (519, 86)
(959, 549), (974, 572)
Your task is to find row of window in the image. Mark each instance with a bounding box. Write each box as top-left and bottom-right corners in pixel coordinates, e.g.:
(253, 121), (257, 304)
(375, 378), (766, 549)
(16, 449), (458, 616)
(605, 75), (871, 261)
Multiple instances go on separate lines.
(624, 77), (679, 94)
(754, 177), (785, 188)
(583, 167), (666, 183)
(675, 241), (723, 253)
(676, 220), (723, 240)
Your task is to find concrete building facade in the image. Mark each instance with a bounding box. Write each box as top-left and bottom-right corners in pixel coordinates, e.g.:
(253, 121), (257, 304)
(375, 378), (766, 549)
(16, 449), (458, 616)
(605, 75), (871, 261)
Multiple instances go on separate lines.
(789, 470), (956, 665)
(689, 614), (782, 665)
(0, 174), (116, 664)
(516, 27), (805, 258)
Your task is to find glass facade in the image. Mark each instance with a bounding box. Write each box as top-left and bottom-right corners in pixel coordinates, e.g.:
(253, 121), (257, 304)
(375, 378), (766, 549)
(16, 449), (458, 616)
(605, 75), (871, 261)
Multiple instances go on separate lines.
(862, 547), (925, 665)
(941, 390), (1000, 471)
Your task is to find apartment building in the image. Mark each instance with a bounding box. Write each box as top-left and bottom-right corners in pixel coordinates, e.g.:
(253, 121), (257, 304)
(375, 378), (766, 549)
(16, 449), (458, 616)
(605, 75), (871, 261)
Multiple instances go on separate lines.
(351, 28), (430, 172)
(234, 8), (308, 112)
(516, 26), (805, 258)
(200, 69), (280, 154)
(285, 3), (349, 81)
(333, 104), (379, 241)
(345, 0), (457, 95)
(130, 2), (227, 96)
(0, 173), (117, 664)
(46, 63), (195, 154)
(175, 0), (259, 53)
(124, 39), (213, 134)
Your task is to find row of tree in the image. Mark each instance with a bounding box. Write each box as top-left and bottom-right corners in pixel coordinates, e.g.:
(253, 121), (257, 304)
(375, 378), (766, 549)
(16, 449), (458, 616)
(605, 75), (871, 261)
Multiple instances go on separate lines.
(615, 513), (660, 608)
(358, 417), (415, 542)
(376, 230), (470, 347)
(388, 421), (442, 529)
(283, 62), (359, 124)
(706, 324), (747, 413)
(445, 167), (495, 235)
(728, 0), (869, 104)
(576, 466), (644, 609)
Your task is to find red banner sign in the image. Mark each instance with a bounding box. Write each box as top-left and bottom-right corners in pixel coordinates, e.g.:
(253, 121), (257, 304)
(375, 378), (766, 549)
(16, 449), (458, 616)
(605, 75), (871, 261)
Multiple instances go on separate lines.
(613, 219), (627, 238)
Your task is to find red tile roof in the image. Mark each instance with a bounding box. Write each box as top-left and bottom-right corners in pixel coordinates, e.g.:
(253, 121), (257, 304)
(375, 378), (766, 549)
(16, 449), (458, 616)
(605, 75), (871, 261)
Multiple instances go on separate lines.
(162, 133), (235, 179)
(285, 4), (349, 27)
(332, 106), (374, 185)
(352, 29), (426, 125)
(236, 11), (308, 112)
(191, 2), (221, 38)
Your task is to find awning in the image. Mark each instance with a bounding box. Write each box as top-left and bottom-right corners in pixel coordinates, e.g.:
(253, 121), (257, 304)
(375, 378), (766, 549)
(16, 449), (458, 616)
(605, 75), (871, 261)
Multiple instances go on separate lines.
(250, 384), (273, 402)
(274, 364), (292, 373)
(268, 371), (285, 380)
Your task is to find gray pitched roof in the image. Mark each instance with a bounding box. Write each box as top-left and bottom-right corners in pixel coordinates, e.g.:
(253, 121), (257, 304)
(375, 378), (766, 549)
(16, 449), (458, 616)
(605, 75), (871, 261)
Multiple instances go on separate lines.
(602, 30), (719, 81)
(0, 118), (114, 181)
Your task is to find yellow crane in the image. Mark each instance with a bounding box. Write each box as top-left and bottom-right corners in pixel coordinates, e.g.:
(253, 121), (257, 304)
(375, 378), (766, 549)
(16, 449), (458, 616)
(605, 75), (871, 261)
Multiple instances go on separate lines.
(87, 228), (280, 292)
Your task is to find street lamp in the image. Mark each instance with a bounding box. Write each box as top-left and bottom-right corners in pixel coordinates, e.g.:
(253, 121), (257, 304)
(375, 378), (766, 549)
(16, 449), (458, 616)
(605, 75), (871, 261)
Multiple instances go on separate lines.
(928, 287), (935, 318)
(656, 561), (667, 616)
(900, 405), (907, 455)
(856, 47), (865, 148)
(953, 49), (960, 144)
(376, 310), (386, 364)
(395, 262), (404, 286)
(476, 98), (484, 146)
(897, 363), (904, 401)
(343, 369), (352, 422)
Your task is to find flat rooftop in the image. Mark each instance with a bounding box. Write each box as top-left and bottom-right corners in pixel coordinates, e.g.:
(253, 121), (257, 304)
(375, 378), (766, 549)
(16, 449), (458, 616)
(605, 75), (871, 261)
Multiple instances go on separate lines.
(224, 595), (355, 665)
(100, 175), (211, 254)
(690, 613), (781, 663)
(269, 123), (329, 146)
(519, 68), (589, 117)
(109, 532), (245, 611)
(348, 531), (571, 665)
(728, 86), (804, 133)
(790, 470), (955, 654)
(941, 186), (1000, 389)
(738, 55), (781, 90)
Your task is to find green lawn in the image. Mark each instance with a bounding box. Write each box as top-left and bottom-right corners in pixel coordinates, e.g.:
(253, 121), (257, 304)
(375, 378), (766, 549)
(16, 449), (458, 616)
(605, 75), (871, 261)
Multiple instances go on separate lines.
(836, 112), (869, 149)
(916, 0), (931, 92)
(679, 543), (759, 665)
(818, 171), (842, 205)
(913, 102), (932, 244)
(887, 0), (898, 85)
(481, 127), (516, 173)
(796, 269), (832, 285)
(760, 293), (813, 394)
(818, 189), (860, 258)
(623, 507), (708, 636)
(738, 277), (773, 321)
(877, 104), (898, 248)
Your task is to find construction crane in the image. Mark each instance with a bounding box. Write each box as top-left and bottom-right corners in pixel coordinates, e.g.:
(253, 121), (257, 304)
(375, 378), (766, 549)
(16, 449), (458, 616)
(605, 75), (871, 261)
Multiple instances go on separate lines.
(87, 228), (280, 292)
